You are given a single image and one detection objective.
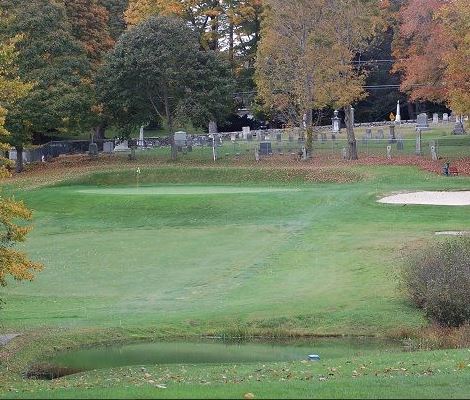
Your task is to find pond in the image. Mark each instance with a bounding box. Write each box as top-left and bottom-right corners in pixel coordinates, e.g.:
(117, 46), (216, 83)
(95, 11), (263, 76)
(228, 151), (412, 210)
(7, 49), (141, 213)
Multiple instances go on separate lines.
(27, 338), (402, 380)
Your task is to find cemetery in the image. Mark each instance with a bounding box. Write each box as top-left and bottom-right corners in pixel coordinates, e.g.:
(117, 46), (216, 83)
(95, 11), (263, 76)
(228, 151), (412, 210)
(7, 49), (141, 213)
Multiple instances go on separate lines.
(1, 1), (469, 399)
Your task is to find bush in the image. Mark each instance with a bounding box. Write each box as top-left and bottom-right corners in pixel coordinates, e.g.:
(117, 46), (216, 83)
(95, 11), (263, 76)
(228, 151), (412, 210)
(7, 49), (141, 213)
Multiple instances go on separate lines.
(401, 237), (470, 327)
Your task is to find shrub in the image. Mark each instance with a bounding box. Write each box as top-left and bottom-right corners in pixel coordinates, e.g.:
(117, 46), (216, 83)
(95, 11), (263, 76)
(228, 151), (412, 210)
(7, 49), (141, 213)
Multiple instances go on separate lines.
(401, 237), (470, 327)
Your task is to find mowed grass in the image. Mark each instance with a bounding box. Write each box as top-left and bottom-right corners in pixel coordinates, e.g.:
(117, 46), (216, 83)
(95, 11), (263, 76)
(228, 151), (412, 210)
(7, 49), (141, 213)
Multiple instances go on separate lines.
(1, 165), (470, 336)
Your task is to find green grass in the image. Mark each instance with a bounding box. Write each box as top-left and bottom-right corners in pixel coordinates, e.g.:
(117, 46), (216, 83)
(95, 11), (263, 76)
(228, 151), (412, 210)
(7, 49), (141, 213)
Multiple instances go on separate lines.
(3, 347), (470, 399)
(1, 164), (470, 398)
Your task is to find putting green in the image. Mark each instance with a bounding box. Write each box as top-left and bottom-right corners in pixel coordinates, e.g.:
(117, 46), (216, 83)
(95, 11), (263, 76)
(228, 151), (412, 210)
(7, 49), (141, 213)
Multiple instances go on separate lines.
(77, 186), (300, 196)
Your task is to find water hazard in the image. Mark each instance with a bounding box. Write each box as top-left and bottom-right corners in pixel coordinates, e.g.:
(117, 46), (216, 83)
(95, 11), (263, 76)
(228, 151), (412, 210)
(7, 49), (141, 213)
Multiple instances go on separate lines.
(28, 338), (401, 379)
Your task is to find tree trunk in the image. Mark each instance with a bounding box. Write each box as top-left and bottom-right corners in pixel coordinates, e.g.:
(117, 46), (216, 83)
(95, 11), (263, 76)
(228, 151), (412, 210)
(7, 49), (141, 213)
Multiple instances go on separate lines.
(344, 105), (358, 160)
(407, 101), (414, 121)
(93, 123), (107, 140)
(15, 145), (24, 173)
(305, 108), (313, 156)
(164, 87), (176, 161)
(228, 21), (234, 69)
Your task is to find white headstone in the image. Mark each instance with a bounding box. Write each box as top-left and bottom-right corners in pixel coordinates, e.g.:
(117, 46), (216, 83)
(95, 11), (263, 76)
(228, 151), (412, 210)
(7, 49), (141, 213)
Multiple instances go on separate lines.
(387, 145), (392, 160)
(139, 126), (145, 146)
(396, 101), (401, 123)
(433, 113), (439, 124)
(431, 145), (438, 161)
(114, 140), (130, 152)
(332, 110), (340, 134)
(443, 113), (449, 122)
(242, 126), (250, 139)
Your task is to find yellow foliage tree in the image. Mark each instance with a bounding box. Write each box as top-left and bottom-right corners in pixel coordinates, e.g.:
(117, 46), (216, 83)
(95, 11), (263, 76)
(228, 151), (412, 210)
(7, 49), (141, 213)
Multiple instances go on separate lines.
(255, 0), (379, 158)
(0, 37), (43, 288)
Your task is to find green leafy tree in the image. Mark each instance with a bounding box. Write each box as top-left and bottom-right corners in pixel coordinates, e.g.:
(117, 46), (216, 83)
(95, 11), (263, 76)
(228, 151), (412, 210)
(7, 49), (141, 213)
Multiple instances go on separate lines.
(0, 0), (93, 172)
(97, 15), (234, 159)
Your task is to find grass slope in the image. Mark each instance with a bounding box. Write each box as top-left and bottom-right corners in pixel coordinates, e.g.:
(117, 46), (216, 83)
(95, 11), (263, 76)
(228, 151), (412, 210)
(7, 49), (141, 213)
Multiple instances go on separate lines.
(1, 165), (469, 336)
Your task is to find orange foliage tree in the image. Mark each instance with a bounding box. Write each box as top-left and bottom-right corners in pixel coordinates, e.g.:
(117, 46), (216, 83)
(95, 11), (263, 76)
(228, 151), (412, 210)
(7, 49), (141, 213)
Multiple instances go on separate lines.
(392, 0), (469, 115)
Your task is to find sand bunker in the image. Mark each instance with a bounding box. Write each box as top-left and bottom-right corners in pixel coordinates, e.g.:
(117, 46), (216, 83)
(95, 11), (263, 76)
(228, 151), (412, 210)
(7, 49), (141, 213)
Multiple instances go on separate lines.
(379, 191), (470, 206)
(78, 186), (299, 196)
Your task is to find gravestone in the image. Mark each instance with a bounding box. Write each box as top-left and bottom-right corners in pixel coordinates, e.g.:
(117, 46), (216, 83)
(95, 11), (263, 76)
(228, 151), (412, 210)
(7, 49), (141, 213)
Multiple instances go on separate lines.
(433, 113), (439, 124)
(247, 132), (253, 141)
(416, 113), (430, 131)
(332, 110), (340, 134)
(231, 133), (236, 142)
(452, 116), (466, 135)
(396, 135), (404, 151)
(366, 128), (373, 139)
(208, 121), (218, 134)
(387, 145), (392, 160)
(103, 141), (114, 153)
(302, 146), (307, 161)
(255, 148), (260, 162)
(88, 142), (98, 156)
(276, 133), (282, 142)
(174, 132), (187, 147)
(431, 145), (438, 161)
(114, 140), (130, 152)
(242, 126), (250, 139)
(396, 100), (401, 123)
(139, 125), (145, 146)
(443, 113), (449, 122)
(389, 125), (396, 141)
(415, 129), (422, 155)
(259, 142), (272, 156)
(342, 147), (348, 160)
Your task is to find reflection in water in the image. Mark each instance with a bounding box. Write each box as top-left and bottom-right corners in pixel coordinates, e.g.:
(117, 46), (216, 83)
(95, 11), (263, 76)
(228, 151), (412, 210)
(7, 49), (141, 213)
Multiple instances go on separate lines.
(30, 338), (401, 379)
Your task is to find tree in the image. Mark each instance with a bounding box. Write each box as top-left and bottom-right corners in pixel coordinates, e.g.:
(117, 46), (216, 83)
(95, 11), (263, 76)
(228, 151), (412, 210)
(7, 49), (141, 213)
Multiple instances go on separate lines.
(64, 0), (116, 140)
(438, 0), (470, 116)
(0, 0), (93, 172)
(255, 0), (378, 158)
(97, 16), (234, 159)
(0, 37), (43, 290)
(124, 0), (264, 94)
(392, 0), (449, 104)
(64, 0), (114, 65)
(98, 0), (129, 41)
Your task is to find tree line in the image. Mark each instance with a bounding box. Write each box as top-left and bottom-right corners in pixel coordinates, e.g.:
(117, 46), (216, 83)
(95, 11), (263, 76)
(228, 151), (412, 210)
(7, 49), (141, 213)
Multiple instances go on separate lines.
(0, 0), (469, 166)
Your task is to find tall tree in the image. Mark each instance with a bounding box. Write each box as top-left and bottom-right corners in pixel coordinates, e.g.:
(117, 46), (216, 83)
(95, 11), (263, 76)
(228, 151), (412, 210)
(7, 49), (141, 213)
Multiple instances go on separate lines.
(64, 0), (114, 65)
(64, 0), (116, 139)
(97, 16), (234, 159)
(0, 37), (43, 290)
(0, 0), (93, 171)
(392, 0), (449, 104)
(255, 0), (378, 158)
(124, 0), (264, 95)
(438, 0), (470, 116)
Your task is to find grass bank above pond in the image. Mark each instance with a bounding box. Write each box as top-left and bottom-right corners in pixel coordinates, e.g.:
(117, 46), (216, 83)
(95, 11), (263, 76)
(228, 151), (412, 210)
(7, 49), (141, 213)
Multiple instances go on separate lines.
(1, 165), (469, 337)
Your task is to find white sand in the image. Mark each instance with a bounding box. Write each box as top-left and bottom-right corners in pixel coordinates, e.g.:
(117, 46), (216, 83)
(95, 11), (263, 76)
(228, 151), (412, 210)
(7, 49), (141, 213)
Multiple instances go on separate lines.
(435, 231), (470, 236)
(378, 191), (470, 206)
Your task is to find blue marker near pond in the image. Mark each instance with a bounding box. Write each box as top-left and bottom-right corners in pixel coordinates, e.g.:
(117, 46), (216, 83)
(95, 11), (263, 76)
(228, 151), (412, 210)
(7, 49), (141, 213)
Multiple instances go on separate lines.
(308, 354), (320, 361)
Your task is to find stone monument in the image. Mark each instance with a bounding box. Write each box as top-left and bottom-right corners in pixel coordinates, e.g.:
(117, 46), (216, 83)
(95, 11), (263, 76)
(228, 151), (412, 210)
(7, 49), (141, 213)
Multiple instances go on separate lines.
(416, 113), (430, 131)
(415, 129), (422, 155)
(332, 110), (340, 135)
